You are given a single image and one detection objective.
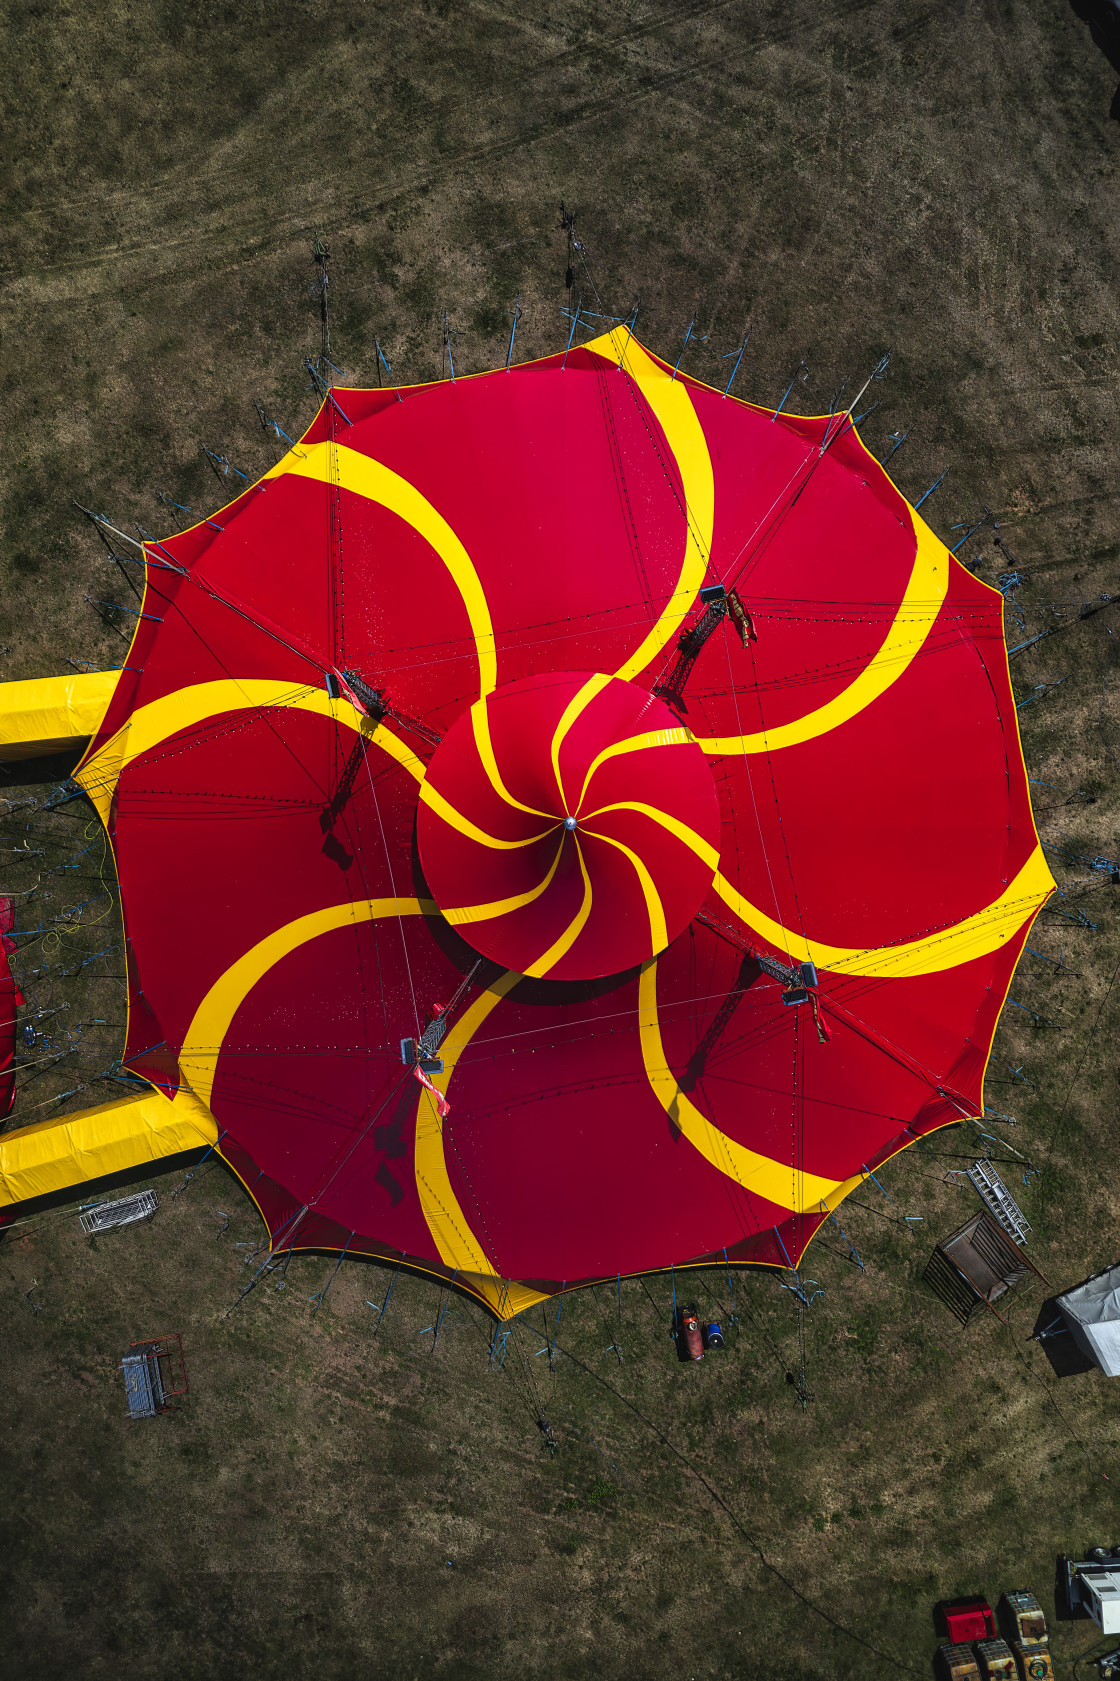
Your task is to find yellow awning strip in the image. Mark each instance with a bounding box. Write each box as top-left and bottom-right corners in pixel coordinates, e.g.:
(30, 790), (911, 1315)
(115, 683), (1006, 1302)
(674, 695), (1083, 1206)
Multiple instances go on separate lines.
(0, 1088), (216, 1209)
(0, 671), (120, 762)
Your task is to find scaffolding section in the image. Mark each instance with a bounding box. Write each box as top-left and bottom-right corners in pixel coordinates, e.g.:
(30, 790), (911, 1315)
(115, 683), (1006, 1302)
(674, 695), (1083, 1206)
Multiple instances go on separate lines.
(80, 1189), (157, 1234)
(967, 1160), (1031, 1246)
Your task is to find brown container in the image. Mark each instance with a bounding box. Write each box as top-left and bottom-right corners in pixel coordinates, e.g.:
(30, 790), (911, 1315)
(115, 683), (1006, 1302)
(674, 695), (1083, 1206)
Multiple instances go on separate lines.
(976, 1638), (1018, 1681)
(937, 1643), (981, 1681)
(1013, 1643), (1054, 1681)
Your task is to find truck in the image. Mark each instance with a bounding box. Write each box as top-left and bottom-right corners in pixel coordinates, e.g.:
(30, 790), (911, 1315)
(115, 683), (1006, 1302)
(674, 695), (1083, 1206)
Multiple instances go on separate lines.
(1060, 1548), (1120, 1633)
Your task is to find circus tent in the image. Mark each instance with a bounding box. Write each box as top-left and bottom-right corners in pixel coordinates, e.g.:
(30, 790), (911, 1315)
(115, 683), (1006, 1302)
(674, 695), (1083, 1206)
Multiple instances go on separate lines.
(0, 329), (1052, 1317)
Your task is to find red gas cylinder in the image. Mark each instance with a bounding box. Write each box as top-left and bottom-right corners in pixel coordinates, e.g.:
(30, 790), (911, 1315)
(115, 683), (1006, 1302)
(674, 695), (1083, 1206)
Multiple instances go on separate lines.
(680, 1305), (704, 1361)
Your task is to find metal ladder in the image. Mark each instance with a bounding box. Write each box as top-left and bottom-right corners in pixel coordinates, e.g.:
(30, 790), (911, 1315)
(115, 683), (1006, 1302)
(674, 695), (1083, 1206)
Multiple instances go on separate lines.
(967, 1160), (1031, 1247)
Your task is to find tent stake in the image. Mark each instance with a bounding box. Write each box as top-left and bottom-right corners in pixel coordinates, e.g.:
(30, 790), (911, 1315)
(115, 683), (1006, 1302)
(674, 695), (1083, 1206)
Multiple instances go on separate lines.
(504, 295), (521, 372)
(772, 360), (808, 421)
(721, 325), (751, 397)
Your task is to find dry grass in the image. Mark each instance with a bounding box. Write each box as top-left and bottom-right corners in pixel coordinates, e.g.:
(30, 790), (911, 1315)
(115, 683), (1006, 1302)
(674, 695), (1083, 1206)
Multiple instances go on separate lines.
(3, 1), (1120, 1675)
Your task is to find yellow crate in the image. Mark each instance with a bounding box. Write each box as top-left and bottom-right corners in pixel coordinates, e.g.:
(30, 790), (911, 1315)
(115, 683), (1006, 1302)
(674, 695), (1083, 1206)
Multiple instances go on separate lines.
(938, 1644), (981, 1681)
(976, 1639), (1018, 1681)
(1013, 1642), (1054, 1681)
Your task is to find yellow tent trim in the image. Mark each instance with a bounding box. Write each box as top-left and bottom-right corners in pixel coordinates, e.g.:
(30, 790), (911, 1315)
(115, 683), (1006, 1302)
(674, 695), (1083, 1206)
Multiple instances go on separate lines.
(592, 329), (715, 684)
(0, 671), (120, 761)
(460, 1273), (550, 1319)
(0, 1088), (217, 1209)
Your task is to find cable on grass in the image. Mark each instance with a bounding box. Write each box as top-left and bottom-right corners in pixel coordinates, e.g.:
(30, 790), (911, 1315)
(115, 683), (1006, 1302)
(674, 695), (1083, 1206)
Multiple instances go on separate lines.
(552, 1339), (926, 1678)
(1038, 945), (1120, 1219)
(1002, 1305), (1110, 1485)
(1098, 627), (1120, 775)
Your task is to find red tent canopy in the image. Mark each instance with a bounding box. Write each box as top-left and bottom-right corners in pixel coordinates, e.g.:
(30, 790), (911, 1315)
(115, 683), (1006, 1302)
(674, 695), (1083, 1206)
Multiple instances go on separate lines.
(74, 329), (1050, 1316)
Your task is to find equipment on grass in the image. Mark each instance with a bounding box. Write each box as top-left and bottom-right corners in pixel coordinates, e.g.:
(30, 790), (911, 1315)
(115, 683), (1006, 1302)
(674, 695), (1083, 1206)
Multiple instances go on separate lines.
(0, 329), (1051, 1320)
(998, 1591), (1048, 1648)
(675, 1303), (704, 1362)
(1060, 1549), (1120, 1632)
(967, 1159), (1031, 1247)
(942, 1600), (997, 1643)
(937, 1643), (981, 1680)
(975, 1638), (1017, 1680)
(702, 1319), (724, 1349)
(79, 1189), (157, 1234)
(1012, 1644), (1053, 1680)
(937, 1592), (1051, 1681)
(923, 1214), (1048, 1325)
(120, 1332), (187, 1419)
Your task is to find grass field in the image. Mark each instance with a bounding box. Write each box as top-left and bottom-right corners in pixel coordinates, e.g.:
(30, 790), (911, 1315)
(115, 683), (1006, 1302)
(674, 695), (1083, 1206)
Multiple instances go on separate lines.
(3, 2), (1120, 1676)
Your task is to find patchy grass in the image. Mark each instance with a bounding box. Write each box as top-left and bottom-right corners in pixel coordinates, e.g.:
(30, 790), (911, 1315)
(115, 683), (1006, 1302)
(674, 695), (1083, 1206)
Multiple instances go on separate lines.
(3, 1), (1120, 1676)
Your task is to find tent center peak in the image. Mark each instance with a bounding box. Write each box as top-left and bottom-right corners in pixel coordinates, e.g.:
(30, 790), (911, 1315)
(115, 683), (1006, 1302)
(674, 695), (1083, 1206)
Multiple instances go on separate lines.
(417, 671), (721, 982)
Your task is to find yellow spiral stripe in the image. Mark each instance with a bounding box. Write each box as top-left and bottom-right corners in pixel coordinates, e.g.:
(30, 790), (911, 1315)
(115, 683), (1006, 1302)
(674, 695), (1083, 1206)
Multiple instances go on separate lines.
(590, 832), (668, 954)
(638, 960), (841, 1212)
(524, 839), (595, 978)
(441, 837), (565, 926)
(75, 679), (425, 824)
(549, 673), (613, 809)
(580, 799), (720, 874)
(711, 844), (1054, 977)
(470, 699), (553, 820)
(171, 890), (539, 1316)
(264, 441), (498, 697)
(574, 725), (696, 812)
(696, 510), (949, 757)
(415, 970), (553, 1317)
(419, 778), (558, 852)
(177, 896), (426, 1114)
(583, 331), (715, 684)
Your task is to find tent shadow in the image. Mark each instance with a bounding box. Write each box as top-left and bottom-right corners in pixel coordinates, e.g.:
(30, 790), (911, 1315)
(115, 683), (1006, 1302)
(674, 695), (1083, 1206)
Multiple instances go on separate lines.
(0, 746), (88, 786)
(1070, 1), (1120, 116)
(1030, 1294), (1096, 1378)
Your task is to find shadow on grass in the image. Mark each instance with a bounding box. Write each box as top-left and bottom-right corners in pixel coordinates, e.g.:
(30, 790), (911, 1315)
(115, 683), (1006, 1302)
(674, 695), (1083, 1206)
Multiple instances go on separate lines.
(1071, 0), (1120, 118)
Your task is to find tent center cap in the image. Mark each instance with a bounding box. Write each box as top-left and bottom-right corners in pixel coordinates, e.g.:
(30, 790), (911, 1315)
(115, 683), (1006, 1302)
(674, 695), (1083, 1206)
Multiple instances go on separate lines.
(417, 671), (722, 982)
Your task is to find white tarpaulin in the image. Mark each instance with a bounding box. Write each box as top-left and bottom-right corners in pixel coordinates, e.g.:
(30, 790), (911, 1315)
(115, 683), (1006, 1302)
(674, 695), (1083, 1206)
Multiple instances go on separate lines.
(1058, 1263), (1120, 1376)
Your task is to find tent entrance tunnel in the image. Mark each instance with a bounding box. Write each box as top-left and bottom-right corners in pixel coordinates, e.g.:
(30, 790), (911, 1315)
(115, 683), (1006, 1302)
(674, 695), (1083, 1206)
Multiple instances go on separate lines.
(0, 330), (1051, 1319)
